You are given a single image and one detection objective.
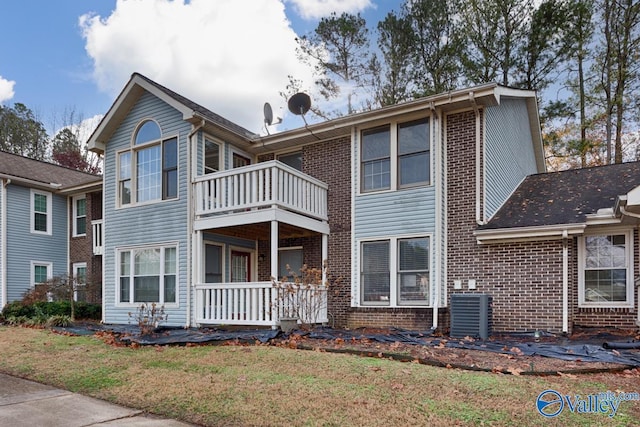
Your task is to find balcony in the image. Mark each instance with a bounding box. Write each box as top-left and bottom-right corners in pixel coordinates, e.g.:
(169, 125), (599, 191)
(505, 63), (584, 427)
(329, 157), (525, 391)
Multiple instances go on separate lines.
(193, 161), (328, 225)
(91, 219), (103, 255)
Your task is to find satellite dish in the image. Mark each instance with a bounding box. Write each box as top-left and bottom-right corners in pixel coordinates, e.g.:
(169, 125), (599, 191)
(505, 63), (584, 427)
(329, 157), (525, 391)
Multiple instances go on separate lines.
(263, 102), (273, 126)
(287, 92), (311, 116)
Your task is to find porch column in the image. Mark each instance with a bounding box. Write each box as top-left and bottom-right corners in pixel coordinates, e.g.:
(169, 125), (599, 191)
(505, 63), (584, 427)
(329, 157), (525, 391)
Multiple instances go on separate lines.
(322, 233), (328, 285)
(270, 220), (278, 280)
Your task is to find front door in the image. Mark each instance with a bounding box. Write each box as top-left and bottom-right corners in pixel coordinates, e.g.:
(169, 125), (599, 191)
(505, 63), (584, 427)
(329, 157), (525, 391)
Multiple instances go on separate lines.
(231, 251), (251, 282)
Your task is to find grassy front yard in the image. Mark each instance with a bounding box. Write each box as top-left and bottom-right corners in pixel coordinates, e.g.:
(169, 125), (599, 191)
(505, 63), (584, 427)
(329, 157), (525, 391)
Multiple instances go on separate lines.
(1, 326), (638, 426)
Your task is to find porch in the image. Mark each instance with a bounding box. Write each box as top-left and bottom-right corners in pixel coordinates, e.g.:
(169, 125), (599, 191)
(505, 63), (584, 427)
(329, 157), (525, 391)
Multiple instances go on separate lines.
(194, 281), (328, 327)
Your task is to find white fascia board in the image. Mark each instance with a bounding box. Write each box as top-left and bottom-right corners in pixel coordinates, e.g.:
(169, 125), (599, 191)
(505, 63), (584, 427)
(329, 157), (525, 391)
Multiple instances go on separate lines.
(474, 223), (586, 244)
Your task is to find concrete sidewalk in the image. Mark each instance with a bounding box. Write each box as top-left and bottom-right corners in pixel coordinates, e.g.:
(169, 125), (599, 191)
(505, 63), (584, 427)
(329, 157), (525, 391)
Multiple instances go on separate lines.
(0, 373), (195, 426)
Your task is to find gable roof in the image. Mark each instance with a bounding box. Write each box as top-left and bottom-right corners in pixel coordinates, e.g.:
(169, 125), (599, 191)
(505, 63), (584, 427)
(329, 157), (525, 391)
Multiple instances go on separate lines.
(0, 151), (101, 191)
(88, 73), (257, 154)
(477, 161), (640, 236)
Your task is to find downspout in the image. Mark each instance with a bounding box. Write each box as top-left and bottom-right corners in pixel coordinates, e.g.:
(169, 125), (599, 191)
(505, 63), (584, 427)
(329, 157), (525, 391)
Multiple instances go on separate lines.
(469, 93), (483, 225)
(186, 119), (205, 327)
(1, 179), (8, 309)
(562, 230), (569, 334)
(432, 102), (440, 330)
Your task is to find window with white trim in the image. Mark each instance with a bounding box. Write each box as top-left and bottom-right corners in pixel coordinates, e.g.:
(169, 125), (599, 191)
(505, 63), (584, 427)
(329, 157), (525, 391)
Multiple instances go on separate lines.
(73, 195), (86, 236)
(360, 118), (430, 192)
(278, 247), (303, 281)
(360, 236), (430, 306)
(278, 151), (303, 171)
(31, 190), (52, 234)
(579, 231), (633, 307)
(118, 120), (178, 206)
(204, 138), (221, 174)
(73, 262), (87, 302)
(32, 262), (52, 287)
(118, 245), (177, 304)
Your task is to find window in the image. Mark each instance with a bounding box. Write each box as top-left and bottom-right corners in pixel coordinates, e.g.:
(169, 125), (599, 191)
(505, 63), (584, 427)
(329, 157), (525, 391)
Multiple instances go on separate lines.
(360, 236), (430, 307)
(73, 262), (87, 302)
(205, 243), (223, 283)
(232, 152), (250, 168)
(579, 232), (633, 307)
(398, 119), (430, 187)
(398, 238), (429, 305)
(361, 241), (390, 304)
(278, 151), (303, 171)
(31, 262), (52, 287)
(360, 118), (430, 192)
(118, 245), (177, 304)
(278, 248), (303, 281)
(31, 190), (52, 234)
(73, 196), (86, 236)
(118, 120), (178, 206)
(361, 126), (390, 192)
(204, 138), (220, 174)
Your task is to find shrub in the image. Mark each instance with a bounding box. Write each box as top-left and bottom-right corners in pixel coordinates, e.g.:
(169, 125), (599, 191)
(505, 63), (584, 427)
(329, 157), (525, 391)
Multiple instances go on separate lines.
(46, 315), (73, 327)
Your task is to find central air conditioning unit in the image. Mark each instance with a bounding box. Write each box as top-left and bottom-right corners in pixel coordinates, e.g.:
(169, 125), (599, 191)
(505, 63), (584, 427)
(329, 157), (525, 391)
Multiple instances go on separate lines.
(450, 293), (492, 340)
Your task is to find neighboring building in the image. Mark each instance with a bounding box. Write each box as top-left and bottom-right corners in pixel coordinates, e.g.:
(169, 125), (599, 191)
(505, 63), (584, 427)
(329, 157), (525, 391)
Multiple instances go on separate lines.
(0, 152), (102, 308)
(87, 73), (639, 334)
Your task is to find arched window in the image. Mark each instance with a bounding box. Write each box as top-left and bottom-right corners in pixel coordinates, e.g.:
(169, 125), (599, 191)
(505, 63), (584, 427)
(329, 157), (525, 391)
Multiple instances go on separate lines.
(135, 120), (161, 145)
(118, 119), (178, 205)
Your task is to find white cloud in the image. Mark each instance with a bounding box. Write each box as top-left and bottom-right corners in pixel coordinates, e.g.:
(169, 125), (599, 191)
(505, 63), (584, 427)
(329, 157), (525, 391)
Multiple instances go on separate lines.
(79, 0), (319, 133)
(286, 0), (374, 20)
(0, 75), (15, 104)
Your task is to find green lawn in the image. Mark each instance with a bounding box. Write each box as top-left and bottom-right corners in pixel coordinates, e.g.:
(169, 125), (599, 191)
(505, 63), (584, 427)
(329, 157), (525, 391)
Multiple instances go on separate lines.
(1, 326), (638, 426)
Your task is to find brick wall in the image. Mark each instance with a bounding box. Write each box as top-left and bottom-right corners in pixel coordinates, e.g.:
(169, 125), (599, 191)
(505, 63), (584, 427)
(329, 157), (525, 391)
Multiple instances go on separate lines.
(68, 190), (102, 303)
(445, 109), (638, 333)
(446, 109), (570, 333)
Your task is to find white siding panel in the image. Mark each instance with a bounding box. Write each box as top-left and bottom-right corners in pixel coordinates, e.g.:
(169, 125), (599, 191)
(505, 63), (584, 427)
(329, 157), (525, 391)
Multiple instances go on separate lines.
(484, 99), (538, 219)
(103, 92), (190, 326)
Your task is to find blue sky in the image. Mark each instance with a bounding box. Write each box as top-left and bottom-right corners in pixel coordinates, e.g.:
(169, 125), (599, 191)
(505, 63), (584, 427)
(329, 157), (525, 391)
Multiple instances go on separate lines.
(0, 0), (399, 137)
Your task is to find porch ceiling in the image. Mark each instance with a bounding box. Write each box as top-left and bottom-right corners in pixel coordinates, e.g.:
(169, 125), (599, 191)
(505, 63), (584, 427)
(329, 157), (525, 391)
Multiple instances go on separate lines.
(207, 222), (318, 240)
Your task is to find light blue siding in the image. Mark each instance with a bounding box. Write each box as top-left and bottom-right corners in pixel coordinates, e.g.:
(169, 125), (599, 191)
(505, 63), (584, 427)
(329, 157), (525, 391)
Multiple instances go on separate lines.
(103, 91), (190, 326)
(484, 99), (538, 219)
(5, 184), (68, 302)
(354, 187), (435, 239)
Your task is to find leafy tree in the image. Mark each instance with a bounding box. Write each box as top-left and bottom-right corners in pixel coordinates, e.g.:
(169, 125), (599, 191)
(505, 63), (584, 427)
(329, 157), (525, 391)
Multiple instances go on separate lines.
(297, 12), (370, 115)
(51, 127), (100, 174)
(0, 103), (49, 160)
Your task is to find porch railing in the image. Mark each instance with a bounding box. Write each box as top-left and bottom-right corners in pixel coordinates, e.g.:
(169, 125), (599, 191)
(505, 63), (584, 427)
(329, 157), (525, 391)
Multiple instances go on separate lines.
(195, 281), (328, 326)
(91, 219), (103, 256)
(193, 160), (328, 221)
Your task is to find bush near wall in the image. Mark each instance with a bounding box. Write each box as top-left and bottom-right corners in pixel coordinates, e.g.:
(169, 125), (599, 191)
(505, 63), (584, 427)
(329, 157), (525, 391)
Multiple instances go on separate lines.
(1, 301), (101, 321)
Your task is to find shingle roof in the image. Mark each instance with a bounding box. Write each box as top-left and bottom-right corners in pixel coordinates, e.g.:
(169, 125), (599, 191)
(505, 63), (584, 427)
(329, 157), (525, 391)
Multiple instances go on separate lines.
(134, 73), (257, 139)
(0, 151), (101, 190)
(480, 161), (640, 230)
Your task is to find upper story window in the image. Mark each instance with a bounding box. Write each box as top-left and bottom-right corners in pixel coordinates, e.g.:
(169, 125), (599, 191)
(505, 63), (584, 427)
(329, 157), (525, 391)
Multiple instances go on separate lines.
(204, 138), (221, 174)
(31, 189), (52, 235)
(278, 151), (303, 171)
(73, 195), (86, 237)
(361, 126), (391, 192)
(578, 231), (634, 307)
(118, 120), (178, 206)
(360, 118), (430, 193)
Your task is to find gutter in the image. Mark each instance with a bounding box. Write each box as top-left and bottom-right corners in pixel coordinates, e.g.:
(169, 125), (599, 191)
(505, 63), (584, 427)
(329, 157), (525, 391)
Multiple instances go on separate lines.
(474, 223), (586, 244)
(1, 179), (7, 309)
(0, 173), (62, 191)
(186, 120), (205, 328)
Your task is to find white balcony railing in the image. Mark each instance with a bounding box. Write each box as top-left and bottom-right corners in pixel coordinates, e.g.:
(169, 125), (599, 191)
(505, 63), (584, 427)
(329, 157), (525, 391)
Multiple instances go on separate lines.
(195, 281), (328, 327)
(193, 161), (328, 221)
(91, 219), (103, 255)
